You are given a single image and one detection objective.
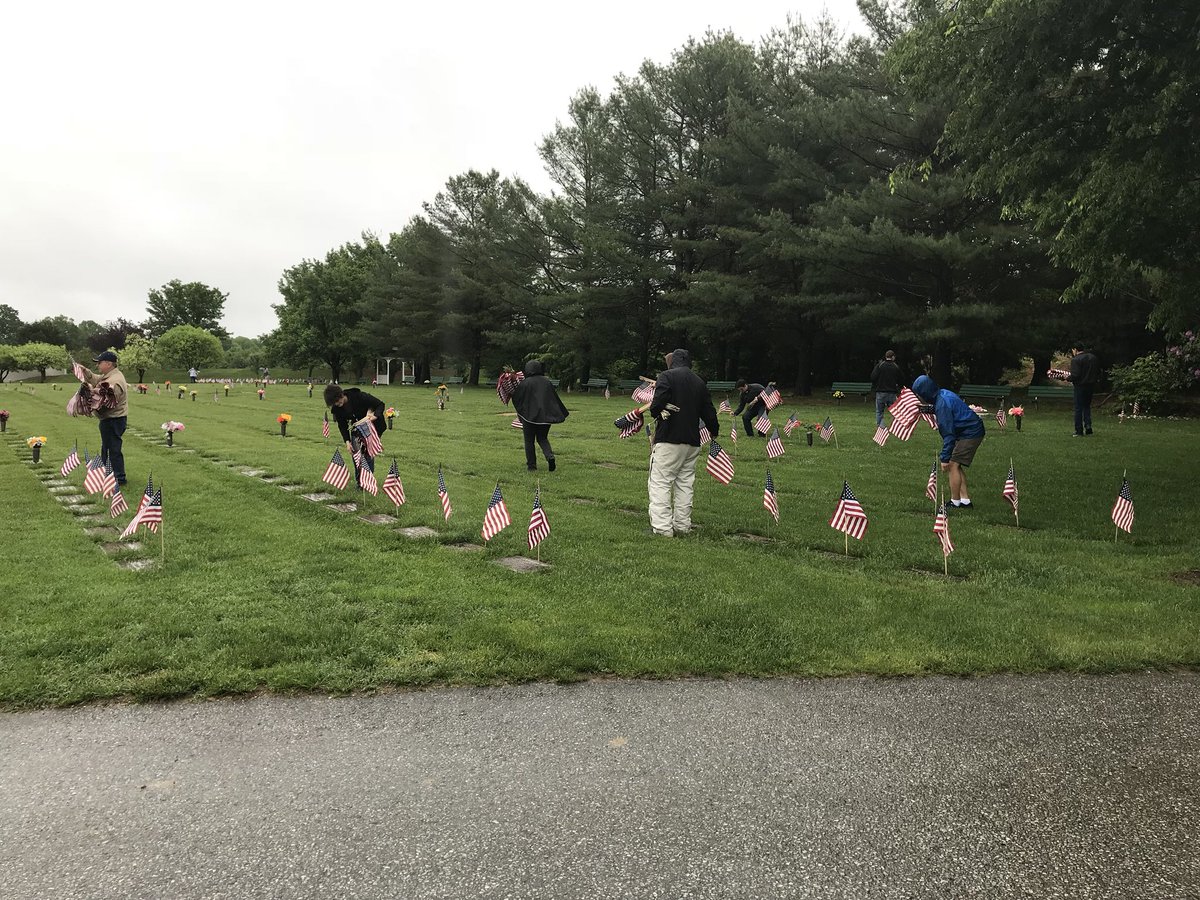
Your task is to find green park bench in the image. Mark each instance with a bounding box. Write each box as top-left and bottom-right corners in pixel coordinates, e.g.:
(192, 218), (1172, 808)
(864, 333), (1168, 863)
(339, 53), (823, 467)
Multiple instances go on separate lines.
(708, 380), (737, 393)
(547, 378), (560, 387)
(616, 379), (643, 391)
(1028, 383), (1075, 409)
(583, 377), (608, 392)
(831, 381), (871, 402)
(442, 376), (464, 385)
(958, 384), (1011, 403)
(401, 376), (415, 385)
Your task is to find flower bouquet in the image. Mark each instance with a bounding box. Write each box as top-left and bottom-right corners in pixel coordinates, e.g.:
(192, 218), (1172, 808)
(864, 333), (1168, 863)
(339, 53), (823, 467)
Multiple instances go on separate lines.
(277, 413), (292, 437)
(832, 390), (846, 406)
(257, 388), (265, 400)
(1008, 405), (1024, 431)
(0, 409), (8, 433)
(385, 407), (397, 429)
(136, 383), (148, 394)
(27, 435), (47, 463)
(161, 420), (185, 447)
(190, 390), (198, 401)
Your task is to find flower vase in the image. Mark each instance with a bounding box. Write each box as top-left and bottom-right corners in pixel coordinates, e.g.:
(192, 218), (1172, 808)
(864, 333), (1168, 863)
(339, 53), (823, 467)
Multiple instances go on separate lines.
(32, 445), (40, 463)
(1015, 416), (1022, 432)
(387, 419), (393, 430)
(806, 432), (814, 446)
(1, 420), (6, 433)
(167, 431), (174, 447)
(280, 422), (287, 437)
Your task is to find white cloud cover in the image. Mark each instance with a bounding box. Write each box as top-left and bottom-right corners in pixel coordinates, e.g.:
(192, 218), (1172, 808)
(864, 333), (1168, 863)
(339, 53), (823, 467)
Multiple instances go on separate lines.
(2, 0), (864, 337)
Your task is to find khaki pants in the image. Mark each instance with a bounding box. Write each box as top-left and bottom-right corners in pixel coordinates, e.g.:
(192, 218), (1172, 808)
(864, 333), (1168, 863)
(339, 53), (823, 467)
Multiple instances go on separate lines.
(647, 442), (701, 535)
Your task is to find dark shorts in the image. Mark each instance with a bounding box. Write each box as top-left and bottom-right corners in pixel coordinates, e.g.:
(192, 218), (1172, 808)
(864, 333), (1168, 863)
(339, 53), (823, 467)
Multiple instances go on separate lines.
(950, 435), (984, 467)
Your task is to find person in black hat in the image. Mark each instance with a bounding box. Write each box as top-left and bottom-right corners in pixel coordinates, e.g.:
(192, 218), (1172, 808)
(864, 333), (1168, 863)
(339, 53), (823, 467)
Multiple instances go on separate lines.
(76, 351), (130, 485)
(511, 359), (569, 471)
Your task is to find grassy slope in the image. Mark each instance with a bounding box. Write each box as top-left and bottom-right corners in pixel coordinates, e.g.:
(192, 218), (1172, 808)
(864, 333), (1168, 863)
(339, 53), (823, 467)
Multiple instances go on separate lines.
(0, 382), (1196, 707)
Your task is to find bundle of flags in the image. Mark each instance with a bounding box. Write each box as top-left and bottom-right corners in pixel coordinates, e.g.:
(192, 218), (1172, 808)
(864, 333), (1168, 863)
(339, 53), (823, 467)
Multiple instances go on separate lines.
(632, 382), (655, 405)
(705, 441), (735, 484)
(354, 420), (384, 459)
(496, 369), (525, 405)
(1047, 368), (1071, 381)
(829, 481), (867, 540)
(614, 408), (645, 438)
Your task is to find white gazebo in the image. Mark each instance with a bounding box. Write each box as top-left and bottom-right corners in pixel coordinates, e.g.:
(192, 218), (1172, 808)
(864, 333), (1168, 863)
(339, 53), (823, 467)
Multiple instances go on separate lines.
(376, 356), (415, 385)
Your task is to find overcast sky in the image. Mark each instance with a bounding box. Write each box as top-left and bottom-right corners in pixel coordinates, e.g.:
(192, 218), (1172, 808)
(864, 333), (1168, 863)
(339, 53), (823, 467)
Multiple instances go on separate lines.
(3, 1), (865, 339)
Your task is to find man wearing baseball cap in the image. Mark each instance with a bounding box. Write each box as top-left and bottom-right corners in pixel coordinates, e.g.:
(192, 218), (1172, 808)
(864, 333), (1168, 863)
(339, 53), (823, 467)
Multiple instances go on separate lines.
(77, 350), (130, 485)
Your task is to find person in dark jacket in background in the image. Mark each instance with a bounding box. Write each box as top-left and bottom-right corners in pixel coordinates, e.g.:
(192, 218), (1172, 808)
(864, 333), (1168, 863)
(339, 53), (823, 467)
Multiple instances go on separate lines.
(512, 359), (569, 471)
(870, 350), (903, 426)
(324, 384), (386, 484)
(647, 349), (721, 536)
(732, 380), (766, 437)
(912, 375), (985, 509)
(1068, 345), (1101, 436)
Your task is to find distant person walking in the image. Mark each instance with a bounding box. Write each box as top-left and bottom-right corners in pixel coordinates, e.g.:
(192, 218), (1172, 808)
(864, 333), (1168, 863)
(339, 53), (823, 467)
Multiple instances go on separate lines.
(188, 367), (198, 383)
(912, 375), (985, 509)
(870, 350), (903, 426)
(647, 349), (720, 536)
(511, 360), (569, 471)
(77, 351), (130, 486)
(1068, 346), (1101, 436)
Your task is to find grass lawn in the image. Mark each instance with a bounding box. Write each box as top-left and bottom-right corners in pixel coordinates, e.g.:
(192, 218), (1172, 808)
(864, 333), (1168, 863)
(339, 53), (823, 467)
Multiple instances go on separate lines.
(1, 380), (1197, 708)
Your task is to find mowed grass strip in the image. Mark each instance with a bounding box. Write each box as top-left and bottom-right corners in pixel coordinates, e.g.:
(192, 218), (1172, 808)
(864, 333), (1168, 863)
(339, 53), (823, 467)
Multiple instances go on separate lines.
(0, 382), (1197, 707)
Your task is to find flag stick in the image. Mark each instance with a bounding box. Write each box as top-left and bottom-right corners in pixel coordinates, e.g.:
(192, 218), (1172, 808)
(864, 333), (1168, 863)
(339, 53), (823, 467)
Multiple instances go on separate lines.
(1011, 457), (1020, 528)
(834, 431), (840, 450)
(940, 488), (948, 577)
(844, 532), (848, 556)
(536, 479), (541, 563)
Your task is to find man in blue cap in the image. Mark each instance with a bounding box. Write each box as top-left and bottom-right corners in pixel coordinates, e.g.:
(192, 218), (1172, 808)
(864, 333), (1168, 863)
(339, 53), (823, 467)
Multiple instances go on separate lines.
(912, 374), (985, 509)
(77, 350), (130, 485)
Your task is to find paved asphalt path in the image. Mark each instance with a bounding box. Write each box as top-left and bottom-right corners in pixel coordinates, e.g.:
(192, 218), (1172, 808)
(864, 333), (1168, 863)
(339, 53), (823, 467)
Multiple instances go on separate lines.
(2, 674), (1198, 899)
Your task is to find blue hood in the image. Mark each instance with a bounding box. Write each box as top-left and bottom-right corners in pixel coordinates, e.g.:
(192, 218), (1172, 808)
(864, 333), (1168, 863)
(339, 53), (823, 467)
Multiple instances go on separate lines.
(912, 375), (939, 403)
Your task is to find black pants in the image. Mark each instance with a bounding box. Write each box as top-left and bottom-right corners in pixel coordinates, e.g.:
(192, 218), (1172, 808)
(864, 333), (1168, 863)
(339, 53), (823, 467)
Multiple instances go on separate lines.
(741, 400), (765, 436)
(1074, 384), (1095, 434)
(99, 416), (127, 483)
(523, 423), (554, 468)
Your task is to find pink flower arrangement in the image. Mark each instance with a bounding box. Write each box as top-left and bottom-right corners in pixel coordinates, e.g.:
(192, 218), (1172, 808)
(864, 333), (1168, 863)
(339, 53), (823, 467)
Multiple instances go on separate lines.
(1008, 406), (1024, 417)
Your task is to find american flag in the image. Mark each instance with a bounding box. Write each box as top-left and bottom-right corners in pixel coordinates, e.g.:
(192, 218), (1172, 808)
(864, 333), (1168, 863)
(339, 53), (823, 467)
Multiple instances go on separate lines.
(603, 386), (611, 400)
(60, 444), (80, 477)
(1003, 463), (1018, 512)
(763, 469), (779, 523)
(511, 417), (524, 429)
(72, 359), (87, 381)
(382, 458), (406, 506)
(355, 421), (384, 458)
(437, 466), (453, 520)
(730, 424), (738, 444)
(1111, 477), (1134, 533)
(100, 459), (118, 498)
(761, 385), (782, 410)
(322, 413), (330, 438)
(921, 412), (939, 430)
(872, 425), (889, 447)
(818, 417), (836, 442)
(753, 413), (772, 435)
(615, 408), (644, 438)
(322, 449), (351, 490)
(496, 370), (524, 405)
(528, 487), (550, 549)
(699, 422), (712, 446)
(83, 454), (107, 495)
(829, 481), (867, 540)
(925, 460), (938, 502)
(889, 387), (922, 422)
(136, 474), (158, 531)
(1047, 367), (1070, 381)
(705, 440), (735, 484)
(120, 487), (162, 539)
(352, 446), (364, 471)
(784, 414), (800, 437)
(109, 483), (128, 517)
(889, 416), (917, 441)
(358, 454), (379, 496)
(632, 382), (655, 404)
(718, 399), (732, 415)
(481, 484), (511, 540)
(933, 503), (954, 556)
(766, 428), (785, 459)
(995, 406), (1007, 429)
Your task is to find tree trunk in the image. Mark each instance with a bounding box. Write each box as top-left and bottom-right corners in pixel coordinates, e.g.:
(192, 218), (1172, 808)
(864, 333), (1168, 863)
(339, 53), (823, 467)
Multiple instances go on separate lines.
(1030, 352), (1051, 385)
(931, 341), (952, 388)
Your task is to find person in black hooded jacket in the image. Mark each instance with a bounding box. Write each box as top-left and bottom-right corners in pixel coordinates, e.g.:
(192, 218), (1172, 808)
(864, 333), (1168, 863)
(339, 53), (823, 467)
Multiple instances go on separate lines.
(647, 348), (720, 536)
(512, 359), (569, 471)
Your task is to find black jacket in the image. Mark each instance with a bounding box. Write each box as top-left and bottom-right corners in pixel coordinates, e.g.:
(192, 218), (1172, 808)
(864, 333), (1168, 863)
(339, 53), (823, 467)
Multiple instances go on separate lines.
(732, 383), (764, 417)
(331, 388), (386, 442)
(870, 359), (902, 393)
(650, 349), (720, 446)
(512, 360), (569, 425)
(1068, 351), (1100, 385)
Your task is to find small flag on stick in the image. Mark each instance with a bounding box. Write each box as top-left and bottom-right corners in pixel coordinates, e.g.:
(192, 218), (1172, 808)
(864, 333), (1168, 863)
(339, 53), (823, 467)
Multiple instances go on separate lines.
(766, 428), (785, 459)
(818, 417), (836, 443)
(718, 399), (732, 415)
(925, 460), (938, 503)
(872, 425), (889, 447)
(760, 385), (782, 410)
(784, 414), (800, 437)
(60, 444), (80, 477)
(1003, 462), (1019, 515)
(933, 502), (954, 558)
(528, 487), (550, 549)
(995, 406), (1007, 430)
(109, 484), (128, 518)
(829, 481), (867, 541)
(705, 440), (735, 484)
(322, 449), (351, 490)
(382, 458), (406, 507)
(322, 413), (330, 438)
(763, 469), (779, 524)
(437, 466), (453, 521)
(481, 484), (511, 541)
(1111, 475), (1134, 535)
(632, 382), (655, 404)
(120, 487), (162, 539)
(699, 422), (712, 446)
(753, 413), (772, 435)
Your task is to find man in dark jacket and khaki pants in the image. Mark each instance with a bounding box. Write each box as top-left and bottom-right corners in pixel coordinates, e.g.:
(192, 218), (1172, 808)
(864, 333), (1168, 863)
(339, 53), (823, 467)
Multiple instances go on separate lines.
(77, 350), (130, 486)
(647, 349), (721, 536)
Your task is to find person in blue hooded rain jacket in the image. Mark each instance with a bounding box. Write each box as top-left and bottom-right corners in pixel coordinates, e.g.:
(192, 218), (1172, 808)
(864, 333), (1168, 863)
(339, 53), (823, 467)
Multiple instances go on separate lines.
(912, 375), (985, 509)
